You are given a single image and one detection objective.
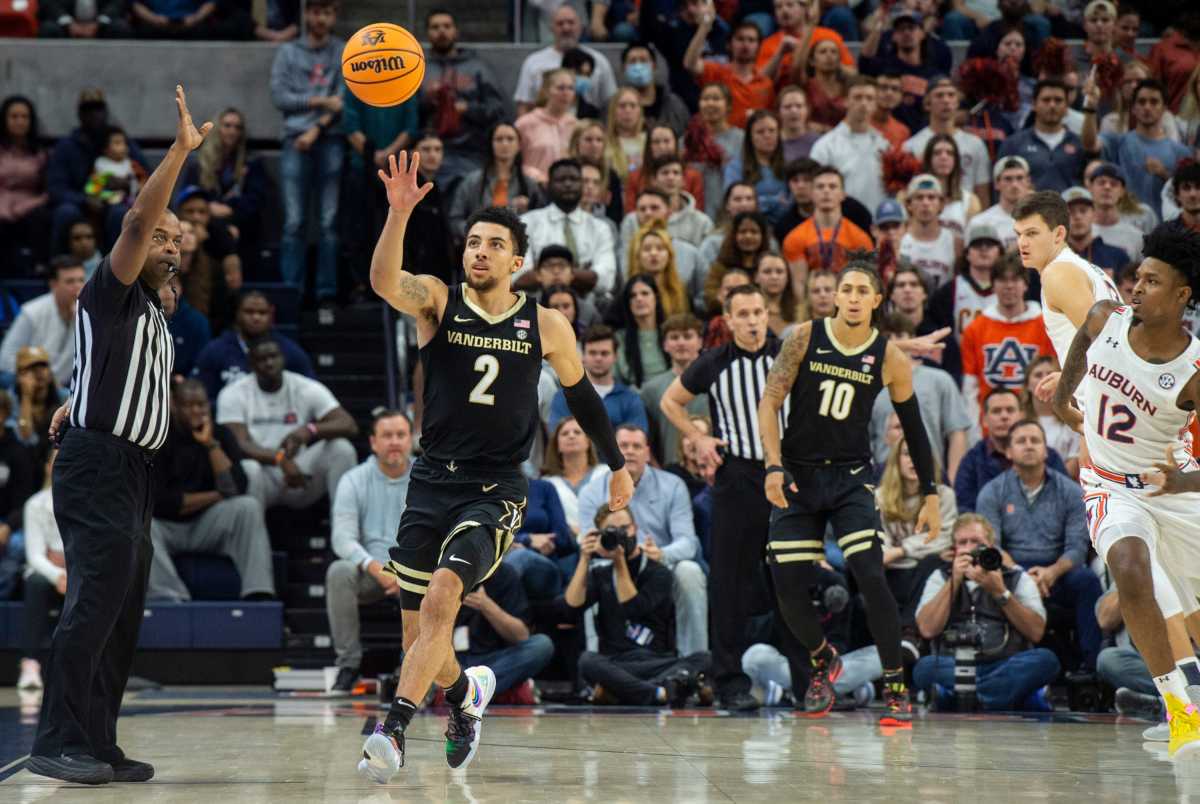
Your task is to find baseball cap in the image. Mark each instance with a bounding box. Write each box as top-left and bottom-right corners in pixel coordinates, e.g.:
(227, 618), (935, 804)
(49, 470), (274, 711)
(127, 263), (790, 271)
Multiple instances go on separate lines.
(875, 198), (907, 225)
(992, 155), (1030, 183)
(1061, 186), (1094, 205)
(1084, 0), (1116, 19)
(175, 185), (211, 207)
(77, 88), (106, 110)
(889, 6), (922, 25)
(926, 75), (957, 94)
(16, 346), (50, 372)
(966, 222), (1002, 247)
(537, 244), (576, 267)
(906, 173), (944, 197)
(1088, 161), (1127, 185)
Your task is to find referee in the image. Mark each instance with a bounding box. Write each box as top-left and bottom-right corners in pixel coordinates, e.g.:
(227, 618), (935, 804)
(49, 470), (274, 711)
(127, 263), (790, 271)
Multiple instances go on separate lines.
(661, 283), (807, 710)
(28, 86), (211, 786)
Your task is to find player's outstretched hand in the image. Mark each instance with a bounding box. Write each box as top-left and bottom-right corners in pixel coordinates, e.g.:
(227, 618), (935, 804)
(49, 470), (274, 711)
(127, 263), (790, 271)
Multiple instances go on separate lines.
(377, 151), (434, 215)
(896, 327), (950, 360)
(1034, 371), (1060, 403)
(917, 493), (941, 543)
(1144, 445), (1193, 496)
(608, 467), (634, 510)
(764, 470), (797, 509)
(173, 85), (212, 152)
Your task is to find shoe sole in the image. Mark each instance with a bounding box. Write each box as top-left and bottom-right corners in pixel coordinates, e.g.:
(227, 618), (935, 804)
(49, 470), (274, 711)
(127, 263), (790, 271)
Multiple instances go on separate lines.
(359, 733), (402, 784)
(1144, 726), (1169, 743)
(111, 766), (155, 783)
(1171, 738), (1200, 760)
(26, 757), (113, 785)
(449, 667), (497, 771)
(878, 716), (913, 728)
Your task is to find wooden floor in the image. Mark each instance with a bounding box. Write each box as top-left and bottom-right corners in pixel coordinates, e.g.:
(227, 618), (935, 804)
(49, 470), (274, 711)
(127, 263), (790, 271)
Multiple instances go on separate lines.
(0, 688), (1195, 803)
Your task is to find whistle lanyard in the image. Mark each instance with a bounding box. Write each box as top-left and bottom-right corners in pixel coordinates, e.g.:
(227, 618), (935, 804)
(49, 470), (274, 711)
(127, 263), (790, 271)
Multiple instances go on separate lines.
(815, 219), (842, 269)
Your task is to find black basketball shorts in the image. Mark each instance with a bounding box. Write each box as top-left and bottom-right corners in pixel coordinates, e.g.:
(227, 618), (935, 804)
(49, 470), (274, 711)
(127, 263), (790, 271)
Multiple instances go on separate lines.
(766, 461), (882, 566)
(386, 458), (528, 611)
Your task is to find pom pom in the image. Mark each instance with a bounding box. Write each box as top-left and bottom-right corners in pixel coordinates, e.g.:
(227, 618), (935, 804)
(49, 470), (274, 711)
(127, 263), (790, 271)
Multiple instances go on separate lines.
(1094, 53), (1124, 96)
(683, 114), (725, 168)
(957, 57), (1019, 112)
(1033, 37), (1071, 78)
(881, 147), (923, 196)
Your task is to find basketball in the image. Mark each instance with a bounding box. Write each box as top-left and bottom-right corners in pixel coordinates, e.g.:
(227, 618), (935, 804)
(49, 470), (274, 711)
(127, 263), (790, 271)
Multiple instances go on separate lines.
(341, 22), (426, 107)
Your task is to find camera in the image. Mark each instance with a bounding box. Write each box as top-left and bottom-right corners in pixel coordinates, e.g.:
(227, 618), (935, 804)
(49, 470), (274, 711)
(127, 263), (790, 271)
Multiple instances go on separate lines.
(969, 545), (1002, 572)
(941, 621), (984, 650)
(942, 621), (984, 712)
(599, 526), (635, 555)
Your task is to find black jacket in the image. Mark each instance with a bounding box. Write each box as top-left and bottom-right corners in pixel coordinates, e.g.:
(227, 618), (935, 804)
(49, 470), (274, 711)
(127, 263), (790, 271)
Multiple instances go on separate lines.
(0, 428), (35, 533)
(579, 553), (675, 656)
(153, 420), (248, 522)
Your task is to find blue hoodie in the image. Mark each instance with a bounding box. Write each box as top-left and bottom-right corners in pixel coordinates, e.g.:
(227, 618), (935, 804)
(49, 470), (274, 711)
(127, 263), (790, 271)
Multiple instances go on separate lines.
(191, 328), (315, 401)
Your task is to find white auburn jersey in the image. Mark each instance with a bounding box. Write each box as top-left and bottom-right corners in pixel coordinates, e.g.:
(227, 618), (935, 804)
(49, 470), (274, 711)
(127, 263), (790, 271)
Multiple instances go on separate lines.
(900, 229), (956, 290)
(1081, 305), (1200, 479)
(949, 275), (994, 338)
(1042, 246), (1122, 364)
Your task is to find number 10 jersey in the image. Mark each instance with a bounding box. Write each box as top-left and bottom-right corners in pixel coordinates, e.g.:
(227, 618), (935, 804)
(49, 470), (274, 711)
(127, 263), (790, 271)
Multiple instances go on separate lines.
(1081, 305), (1200, 478)
(782, 318), (888, 466)
(419, 285), (543, 472)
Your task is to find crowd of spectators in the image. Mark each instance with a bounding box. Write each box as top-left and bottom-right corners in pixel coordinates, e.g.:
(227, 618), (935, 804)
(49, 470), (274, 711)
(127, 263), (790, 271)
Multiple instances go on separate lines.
(4, 0), (1200, 711)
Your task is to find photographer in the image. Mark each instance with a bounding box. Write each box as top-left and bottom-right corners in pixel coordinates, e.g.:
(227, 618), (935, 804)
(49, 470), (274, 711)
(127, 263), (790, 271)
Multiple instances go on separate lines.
(913, 514), (1060, 711)
(566, 504), (710, 706)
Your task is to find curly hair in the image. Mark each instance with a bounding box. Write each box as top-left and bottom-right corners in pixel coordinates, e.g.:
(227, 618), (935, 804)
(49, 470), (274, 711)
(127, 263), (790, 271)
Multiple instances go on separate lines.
(464, 206), (529, 256)
(1142, 221), (1200, 305)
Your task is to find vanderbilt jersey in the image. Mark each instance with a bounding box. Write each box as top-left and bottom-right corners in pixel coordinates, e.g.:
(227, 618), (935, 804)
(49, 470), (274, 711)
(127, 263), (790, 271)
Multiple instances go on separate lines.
(1043, 245), (1122, 364)
(419, 285), (543, 471)
(1081, 305), (1200, 478)
(782, 318), (888, 465)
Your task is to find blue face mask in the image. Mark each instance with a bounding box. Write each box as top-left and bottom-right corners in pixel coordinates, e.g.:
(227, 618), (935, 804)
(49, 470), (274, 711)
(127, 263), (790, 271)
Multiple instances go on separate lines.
(624, 62), (653, 88)
(574, 75), (592, 97)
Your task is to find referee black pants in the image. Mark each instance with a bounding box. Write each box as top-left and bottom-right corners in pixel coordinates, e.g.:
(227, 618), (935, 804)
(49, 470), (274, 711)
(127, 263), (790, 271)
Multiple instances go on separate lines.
(33, 428), (154, 760)
(709, 457), (807, 698)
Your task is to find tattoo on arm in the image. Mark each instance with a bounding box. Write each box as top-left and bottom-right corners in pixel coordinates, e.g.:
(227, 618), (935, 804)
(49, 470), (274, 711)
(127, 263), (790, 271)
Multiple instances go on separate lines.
(1054, 301), (1116, 411)
(764, 324), (810, 407)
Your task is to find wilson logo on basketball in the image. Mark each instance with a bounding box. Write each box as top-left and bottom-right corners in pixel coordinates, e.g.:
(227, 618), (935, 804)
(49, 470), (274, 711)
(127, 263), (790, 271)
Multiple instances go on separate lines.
(349, 55), (410, 75)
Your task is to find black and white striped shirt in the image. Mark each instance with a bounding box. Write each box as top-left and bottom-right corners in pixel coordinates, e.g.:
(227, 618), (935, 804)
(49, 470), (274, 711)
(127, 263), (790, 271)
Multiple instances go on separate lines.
(69, 256), (174, 450)
(680, 338), (790, 462)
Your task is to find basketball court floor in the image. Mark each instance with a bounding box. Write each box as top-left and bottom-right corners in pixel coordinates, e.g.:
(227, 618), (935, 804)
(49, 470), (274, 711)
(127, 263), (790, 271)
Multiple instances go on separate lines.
(0, 688), (1193, 803)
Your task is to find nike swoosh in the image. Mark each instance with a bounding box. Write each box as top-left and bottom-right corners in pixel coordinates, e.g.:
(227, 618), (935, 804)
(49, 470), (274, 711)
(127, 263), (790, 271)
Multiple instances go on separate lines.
(454, 315), (474, 323)
(449, 555), (471, 565)
(816, 348), (833, 354)
(482, 483), (498, 492)
(850, 466), (864, 475)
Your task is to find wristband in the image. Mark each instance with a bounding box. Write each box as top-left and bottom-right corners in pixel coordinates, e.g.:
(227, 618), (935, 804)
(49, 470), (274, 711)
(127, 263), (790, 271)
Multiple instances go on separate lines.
(274, 450), (286, 465)
(765, 465), (786, 476)
(206, 441), (221, 450)
(306, 422), (319, 438)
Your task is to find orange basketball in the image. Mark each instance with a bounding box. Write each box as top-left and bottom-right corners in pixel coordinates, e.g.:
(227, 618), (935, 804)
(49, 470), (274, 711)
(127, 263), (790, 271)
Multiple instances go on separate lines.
(341, 22), (426, 107)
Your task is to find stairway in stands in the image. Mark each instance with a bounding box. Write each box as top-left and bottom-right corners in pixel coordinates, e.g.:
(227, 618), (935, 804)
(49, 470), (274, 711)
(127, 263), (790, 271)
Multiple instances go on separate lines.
(275, 303), (406, 674)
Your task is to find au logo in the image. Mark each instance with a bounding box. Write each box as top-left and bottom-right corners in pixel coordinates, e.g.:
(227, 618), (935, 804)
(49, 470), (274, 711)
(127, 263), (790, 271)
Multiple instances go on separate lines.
(362, 29), (386, 46)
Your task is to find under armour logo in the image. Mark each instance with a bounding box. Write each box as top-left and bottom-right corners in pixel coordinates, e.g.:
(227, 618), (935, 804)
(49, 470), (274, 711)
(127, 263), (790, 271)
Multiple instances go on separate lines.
(361, 29), (386, 45)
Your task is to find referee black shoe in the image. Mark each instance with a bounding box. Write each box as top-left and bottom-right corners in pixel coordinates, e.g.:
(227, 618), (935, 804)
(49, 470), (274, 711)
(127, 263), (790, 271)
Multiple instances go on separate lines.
(26, 754), (114, 785)
(110, 758), (155, 782)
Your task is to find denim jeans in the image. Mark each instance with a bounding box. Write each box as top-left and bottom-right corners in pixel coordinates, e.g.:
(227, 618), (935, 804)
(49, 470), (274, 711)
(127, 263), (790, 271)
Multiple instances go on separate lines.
(741, 642), (882, 696)
(1043, 563), (1103, 670)
(1097, 645), (1154, 696)
(504, 548), (565, 600)
(280, 135), (343, 300)
(673, 559), (708, 656)
(458, 633), (555, 694)
(913, 649), (1061, 710)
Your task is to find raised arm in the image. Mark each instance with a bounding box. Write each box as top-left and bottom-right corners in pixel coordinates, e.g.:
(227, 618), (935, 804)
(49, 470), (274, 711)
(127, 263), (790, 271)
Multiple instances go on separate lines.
(683, 5), (715, 79)
(371, 152), (448, 340)
(540, 306), (633, 509)
(110, 85), (211, 285)
(1052, 300), (1119, 428)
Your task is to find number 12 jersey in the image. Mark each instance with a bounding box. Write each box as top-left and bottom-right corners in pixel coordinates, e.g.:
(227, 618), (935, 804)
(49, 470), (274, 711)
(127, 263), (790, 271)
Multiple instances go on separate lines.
(419, 285), (543, 471)
(782, 318), (888, 465)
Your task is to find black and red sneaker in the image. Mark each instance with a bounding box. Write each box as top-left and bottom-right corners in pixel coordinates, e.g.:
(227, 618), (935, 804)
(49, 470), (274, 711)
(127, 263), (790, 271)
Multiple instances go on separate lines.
(801, 646), (843, 717)
(879, 681), (913, 728)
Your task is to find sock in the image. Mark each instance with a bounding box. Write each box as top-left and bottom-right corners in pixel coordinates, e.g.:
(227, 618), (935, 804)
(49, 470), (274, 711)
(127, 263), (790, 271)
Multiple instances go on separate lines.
(655, 686), (668, 704)
(1179, 658), (1200, 687)
(1154, 669), (1190, 707)
(384, 697), (417, 733)
(883, 668), (905, 689)
(444, 672), (470, 707)
(811, 640), (834, 665)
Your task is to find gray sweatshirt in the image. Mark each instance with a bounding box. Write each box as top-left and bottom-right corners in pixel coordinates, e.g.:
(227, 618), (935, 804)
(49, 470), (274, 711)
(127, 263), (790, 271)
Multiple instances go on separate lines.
(331, 456), (411, 568)
(270, 36), (345, 140)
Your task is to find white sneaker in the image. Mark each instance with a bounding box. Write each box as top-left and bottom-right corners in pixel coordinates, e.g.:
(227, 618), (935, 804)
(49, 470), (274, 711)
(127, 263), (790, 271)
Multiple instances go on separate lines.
(358, 723), (404, 784)
(18, 659), (42, 690)
(444, 666), (496, 770)
(1145, 722), (1170, 742)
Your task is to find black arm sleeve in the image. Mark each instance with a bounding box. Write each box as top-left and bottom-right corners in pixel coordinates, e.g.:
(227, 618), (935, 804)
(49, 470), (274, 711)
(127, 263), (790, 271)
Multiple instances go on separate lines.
(562, 379), (625, 471)
(894, 393), (937, 496)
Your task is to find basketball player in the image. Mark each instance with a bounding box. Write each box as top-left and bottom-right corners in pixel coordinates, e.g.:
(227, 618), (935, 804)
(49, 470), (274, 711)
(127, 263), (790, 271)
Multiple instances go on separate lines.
(357, 153), (633, 783)
(1053, 222), (1200, 757)
(1015, 192), (1200, 703)
(757, 260), (942, 725)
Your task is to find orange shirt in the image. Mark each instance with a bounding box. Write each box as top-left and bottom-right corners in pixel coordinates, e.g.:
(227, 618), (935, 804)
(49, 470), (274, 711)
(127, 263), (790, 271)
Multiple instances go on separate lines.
(699, 61), (776, 129)
(756, 27), (854, 84)
(960, 311), (1054, 409)
(781, 216), (874, 272)
(872, 115), (911, 150)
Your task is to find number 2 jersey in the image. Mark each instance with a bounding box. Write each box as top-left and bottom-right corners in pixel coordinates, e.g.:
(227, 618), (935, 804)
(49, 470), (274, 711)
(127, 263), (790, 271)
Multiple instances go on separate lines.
(782, 318), (888, 465)
(418, 285), (543, 472)
(1081, 305), (1200, 480)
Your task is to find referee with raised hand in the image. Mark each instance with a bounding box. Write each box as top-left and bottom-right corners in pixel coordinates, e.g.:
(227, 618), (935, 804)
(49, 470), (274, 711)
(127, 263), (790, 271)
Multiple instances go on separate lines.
(28, 86), (211, 786)
(660, 282), (808, 711)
